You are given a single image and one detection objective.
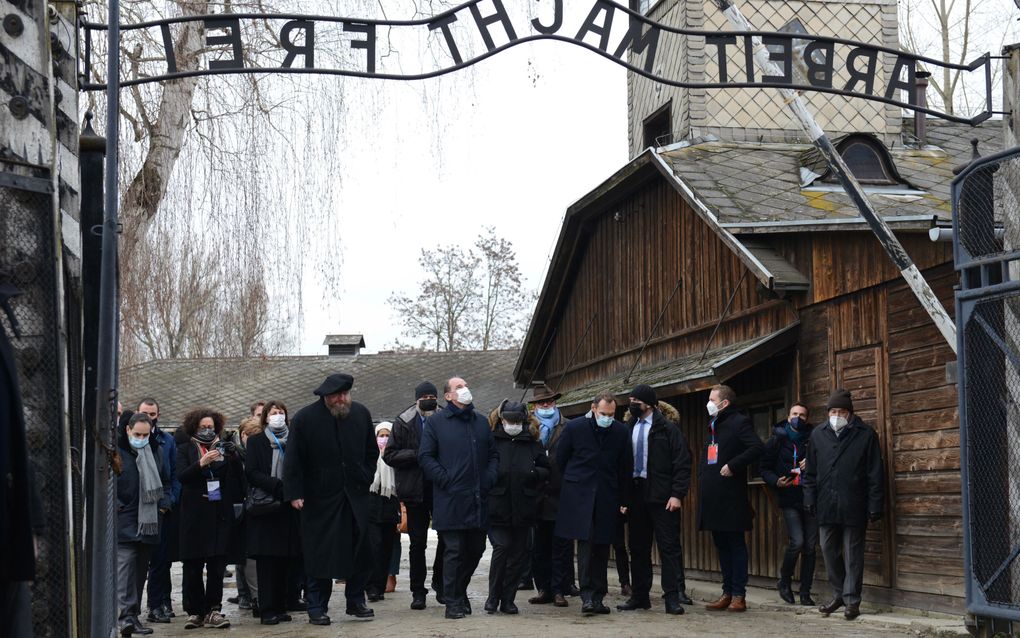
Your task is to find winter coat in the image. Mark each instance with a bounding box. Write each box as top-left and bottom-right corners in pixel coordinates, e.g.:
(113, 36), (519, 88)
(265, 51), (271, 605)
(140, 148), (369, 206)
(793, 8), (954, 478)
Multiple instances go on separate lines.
(382, 404), (429, 504)
(554, 413), (633, 545)
(696, 405), (764, 532)
(418, 404), (498, 532)
(539, 410), (568, 522)
(282, 398), (377, 579)
(368, 492), (401, 526)
(151, 427), (181, 506)
(486, 410), (551, 528)
(116, 432), (172, 544)
(244, 430), (301, 558)
(177, 435), (246, 561)
(803, 415), (884, 527)
(760, 421), (813, 510)
(625, 402), (692, 503)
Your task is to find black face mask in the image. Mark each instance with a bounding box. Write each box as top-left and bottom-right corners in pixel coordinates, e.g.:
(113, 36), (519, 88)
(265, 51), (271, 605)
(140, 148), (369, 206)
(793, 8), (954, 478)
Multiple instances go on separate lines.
(628, 404), (646, 419)
(150, 417), (159, 432)
(195, 428), (216, 444)
(418, 399), (437, 412)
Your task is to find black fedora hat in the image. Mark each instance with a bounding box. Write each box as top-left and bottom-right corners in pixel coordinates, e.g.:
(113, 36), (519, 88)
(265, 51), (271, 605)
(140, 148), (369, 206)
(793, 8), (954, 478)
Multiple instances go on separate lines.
(314, 373), (354, 396)
(527, 384), (561, 404)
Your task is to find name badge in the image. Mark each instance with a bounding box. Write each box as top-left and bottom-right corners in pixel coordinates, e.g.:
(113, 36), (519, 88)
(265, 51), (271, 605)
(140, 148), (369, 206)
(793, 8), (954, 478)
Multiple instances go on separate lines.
(707, 443), (719, 465)
(790, 466), (802, 486)
(207, 480), (222, 501)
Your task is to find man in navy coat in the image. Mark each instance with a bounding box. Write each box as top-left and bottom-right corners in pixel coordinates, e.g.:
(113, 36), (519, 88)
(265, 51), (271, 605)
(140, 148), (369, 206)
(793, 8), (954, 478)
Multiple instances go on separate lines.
(554, 390), (633, 615)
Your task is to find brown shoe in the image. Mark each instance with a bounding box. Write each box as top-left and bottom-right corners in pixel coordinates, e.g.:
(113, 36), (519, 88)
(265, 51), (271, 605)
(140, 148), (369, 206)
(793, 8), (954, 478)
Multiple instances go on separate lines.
(529, 591), (554, 604)
(553, 594), (569, 607)
(726, 596), (747, 612)
(705, 594), (732, 611)
(844, 603), (861, 620)
(819, 598), (844, 616)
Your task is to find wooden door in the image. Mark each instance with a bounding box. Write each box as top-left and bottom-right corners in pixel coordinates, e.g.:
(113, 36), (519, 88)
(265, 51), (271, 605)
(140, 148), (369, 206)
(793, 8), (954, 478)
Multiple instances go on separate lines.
(835, 346), (895, 587)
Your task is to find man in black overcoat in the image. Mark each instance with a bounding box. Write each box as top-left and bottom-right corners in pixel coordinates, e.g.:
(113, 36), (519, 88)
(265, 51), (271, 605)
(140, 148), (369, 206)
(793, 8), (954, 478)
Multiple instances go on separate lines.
(698, 384), (764, 613)
(618, 384), (692, 615)
(803, 388), (884, 621)
(283, 373), (378, 626)
(554, 390), (633, 616)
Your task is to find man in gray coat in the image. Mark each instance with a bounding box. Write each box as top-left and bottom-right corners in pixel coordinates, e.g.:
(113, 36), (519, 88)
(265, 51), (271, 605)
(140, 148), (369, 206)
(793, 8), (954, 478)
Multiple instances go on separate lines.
(803, 388), (884, 621)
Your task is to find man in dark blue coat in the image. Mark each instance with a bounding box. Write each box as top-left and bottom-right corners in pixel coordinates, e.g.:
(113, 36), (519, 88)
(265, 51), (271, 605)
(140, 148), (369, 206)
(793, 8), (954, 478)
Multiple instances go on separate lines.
(419, 376), (498, 620)
(554, 391), (633, 616)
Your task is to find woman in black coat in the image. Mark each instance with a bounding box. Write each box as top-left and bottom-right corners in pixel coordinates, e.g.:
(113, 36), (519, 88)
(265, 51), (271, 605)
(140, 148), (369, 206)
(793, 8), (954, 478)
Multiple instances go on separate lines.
(245, 401), (302, 625)
(176, 408), (246, 630)
(366, 422), (401, 602)
(485, 401), (550, 614)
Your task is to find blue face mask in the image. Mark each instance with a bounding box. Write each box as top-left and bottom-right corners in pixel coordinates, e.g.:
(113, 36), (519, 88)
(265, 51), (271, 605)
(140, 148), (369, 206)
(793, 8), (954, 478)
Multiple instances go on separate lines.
(129, 436), (149, 449)
(536, 407), (556, 418)
(595, 414), (614, 428)
(788, 416), (801, 429)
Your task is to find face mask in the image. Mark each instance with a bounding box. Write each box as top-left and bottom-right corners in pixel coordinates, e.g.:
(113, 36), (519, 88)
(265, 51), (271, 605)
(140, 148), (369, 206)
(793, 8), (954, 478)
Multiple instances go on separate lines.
(151, 417), (159, 431)
(788, 416), (801, 429)
(628, 404), (645, 418)
(268, 414), (286, 428)
(536, 407), (556, 419)
(376, 436), (388, 449)
(595, 414), (613, 428)
(706, 401), (720, 417)
(418, 398), (438, 413)
(129, 436), (149, 449)
(195, 428), (216, 443)
(829, 415), (848, 432)
(503, 423), (524, 436)
(456, 387), (473, 405)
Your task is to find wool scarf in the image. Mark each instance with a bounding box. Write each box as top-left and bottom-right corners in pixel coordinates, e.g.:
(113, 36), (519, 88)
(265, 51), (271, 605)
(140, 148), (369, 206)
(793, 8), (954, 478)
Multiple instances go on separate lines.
(135, 444), (162, 536)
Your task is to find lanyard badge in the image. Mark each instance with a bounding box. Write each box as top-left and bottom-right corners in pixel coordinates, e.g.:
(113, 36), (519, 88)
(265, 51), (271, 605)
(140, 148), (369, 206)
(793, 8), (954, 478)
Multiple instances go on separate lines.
(707, 419), (719, 465)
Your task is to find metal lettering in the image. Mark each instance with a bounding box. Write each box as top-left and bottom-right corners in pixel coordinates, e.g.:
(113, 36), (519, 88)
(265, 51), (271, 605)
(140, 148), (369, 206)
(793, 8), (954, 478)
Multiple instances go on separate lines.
(843, 46), (878, 96)
(762, 35), (792, 84)
(574, 0), (615, 52)
(612, 16), (660, 73)
(468, 0), (518, 51)
(531, 0), (563, 34)
(428, 13), (463, 65)
(344, 21), (376, 74)
(706, 35), (736, 83)
(803, 40), (833, 88)
(280, 20), (314, 69)
(885, 55), (916, 103)
(204, 17), (244, 70)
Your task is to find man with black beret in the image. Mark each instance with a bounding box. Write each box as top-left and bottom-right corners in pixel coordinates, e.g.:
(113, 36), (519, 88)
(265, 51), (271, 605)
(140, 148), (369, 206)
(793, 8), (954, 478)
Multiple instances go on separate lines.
(383, 380), (446, 610)
(283, 373), (379, 626)
(803, 388), (884, 621)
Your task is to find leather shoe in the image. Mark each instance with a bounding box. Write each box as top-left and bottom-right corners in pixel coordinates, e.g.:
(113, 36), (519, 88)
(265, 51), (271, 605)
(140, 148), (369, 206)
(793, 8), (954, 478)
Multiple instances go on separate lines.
(367, 592), (384, 603)
(678, 591), (693, 605)
(129, 617), (153, 635)
(445, 606), (465, 619)
(621, 583), (633, 597)
(146, 607), (170, 624)
(617, 597), (651, 611)
(726, 596), (747, 612)
(778, 580), (795, 604)
(568, 584), (581, 597)
(844, 603), (861, 620)
(345, 602), (375, 618)
(665, 599), (685, 615)
(581, 600), (596, 615)
(260, 616), (280, 625)
(705, 594), (732, 611)
(308, 614), (331, 625)
(162, 603), (176, 618)
(593, 601), (611, 614)
(500, 602), (519, 614)
(801, 593), (816, 606)
(484, 598), (499, 614)
(118, 621), (134, 637)
(819, 598), (844, 615)
(237, 595), (252, 610)
(518, 579), (535, 591)
(410, 593), (427, 610)
(277, 614), (292, 622)
(463, 599), (472, 615)
(553, 594), (568, 607)
(529, 590), (554, 604)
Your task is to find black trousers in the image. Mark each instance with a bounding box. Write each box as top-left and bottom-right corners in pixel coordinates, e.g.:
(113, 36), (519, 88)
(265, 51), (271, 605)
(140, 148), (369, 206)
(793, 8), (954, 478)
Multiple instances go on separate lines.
(441, 529), (487, 609)
(406, 500), (445, 596)
(254, 555), (290, 618)
(145, 511), (173, 611)
(628, 492), (683, 601)
(368, 522), (398, 596)
(537, 520), (575, 595)
(487, 526), (529, 605)
(182, 556), (227, 617)
(613, 512), (631, 586)
(577, 540), (610, 604)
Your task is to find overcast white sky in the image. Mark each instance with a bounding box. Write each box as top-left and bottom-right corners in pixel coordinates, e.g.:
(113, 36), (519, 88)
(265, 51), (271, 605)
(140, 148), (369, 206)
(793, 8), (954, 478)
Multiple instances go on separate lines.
(294, 40), (629, 355)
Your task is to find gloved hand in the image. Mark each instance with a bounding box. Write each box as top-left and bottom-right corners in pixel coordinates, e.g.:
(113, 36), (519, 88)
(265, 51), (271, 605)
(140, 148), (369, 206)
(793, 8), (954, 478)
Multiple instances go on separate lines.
(868, 512), (882, 523)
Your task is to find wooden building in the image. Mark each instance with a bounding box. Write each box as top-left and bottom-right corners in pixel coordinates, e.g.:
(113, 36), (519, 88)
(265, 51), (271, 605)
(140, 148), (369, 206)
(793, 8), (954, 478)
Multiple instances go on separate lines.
(513, 0), (1005, 612)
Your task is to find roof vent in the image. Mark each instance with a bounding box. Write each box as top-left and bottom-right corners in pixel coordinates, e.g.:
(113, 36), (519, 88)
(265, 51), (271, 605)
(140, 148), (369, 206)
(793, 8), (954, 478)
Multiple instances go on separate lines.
(324, 334), (365, 357)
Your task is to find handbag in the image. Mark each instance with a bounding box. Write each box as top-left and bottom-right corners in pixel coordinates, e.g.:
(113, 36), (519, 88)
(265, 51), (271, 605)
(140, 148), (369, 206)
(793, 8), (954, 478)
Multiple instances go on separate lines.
(397, 501), (408, 534)
(245, 485), (281, 517)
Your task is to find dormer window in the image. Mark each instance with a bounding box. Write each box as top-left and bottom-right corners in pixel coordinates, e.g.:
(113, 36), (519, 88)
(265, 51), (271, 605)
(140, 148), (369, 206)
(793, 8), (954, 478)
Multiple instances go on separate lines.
(800, 133), (920, 194)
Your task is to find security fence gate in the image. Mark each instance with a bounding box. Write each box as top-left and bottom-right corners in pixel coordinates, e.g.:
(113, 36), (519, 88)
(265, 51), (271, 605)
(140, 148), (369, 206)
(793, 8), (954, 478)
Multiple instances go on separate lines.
(955, 144), (1020, 636)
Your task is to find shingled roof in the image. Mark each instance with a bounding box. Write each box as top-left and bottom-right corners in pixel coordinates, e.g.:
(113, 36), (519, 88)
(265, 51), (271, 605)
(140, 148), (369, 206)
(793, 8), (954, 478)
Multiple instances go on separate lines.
(121, 349), (521, 428)
(658, 119), (1003, 232)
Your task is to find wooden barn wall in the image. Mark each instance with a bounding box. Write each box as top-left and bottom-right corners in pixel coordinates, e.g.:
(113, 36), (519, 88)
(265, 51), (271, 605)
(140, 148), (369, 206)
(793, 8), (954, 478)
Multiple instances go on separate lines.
(541, 179), (790, 390)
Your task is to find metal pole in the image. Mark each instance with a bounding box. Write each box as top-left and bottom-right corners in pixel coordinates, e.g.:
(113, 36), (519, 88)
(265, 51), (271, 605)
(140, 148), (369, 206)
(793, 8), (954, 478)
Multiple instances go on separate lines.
(713, 0), (957, 352)
(91, 0), (120, 636)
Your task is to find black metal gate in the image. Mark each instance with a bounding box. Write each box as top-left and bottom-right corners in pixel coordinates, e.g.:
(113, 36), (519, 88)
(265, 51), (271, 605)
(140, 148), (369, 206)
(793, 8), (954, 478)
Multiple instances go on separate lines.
(955, 144), (1020, 635)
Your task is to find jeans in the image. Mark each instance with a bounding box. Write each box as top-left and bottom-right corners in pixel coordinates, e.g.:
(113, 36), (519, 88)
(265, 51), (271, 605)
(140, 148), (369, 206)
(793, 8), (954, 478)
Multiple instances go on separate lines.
(819, 524), (866, 606)
(711, 531), (749, 598)
(779, 507), (819, 594)
(406, 500), (445, 596)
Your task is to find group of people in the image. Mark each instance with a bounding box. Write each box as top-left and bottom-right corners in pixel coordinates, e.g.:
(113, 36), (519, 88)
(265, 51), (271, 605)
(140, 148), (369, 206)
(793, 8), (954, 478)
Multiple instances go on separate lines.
(112, 371), (884, 634)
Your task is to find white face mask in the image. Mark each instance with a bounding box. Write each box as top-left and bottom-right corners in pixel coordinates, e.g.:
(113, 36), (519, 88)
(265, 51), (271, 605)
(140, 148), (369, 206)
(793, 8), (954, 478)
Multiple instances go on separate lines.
(456, 386), (473, 405)
(829, 415), (849, 432)
(268, 414), (286, 428)
(503, 422), (524, 436)
(706, 400), (720, 417)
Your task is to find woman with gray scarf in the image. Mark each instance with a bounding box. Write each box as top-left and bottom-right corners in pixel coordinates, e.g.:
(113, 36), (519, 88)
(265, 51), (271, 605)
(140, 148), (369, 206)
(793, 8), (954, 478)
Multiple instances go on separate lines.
(246, 400), (303, 625)
(116, 413), (171, 636)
